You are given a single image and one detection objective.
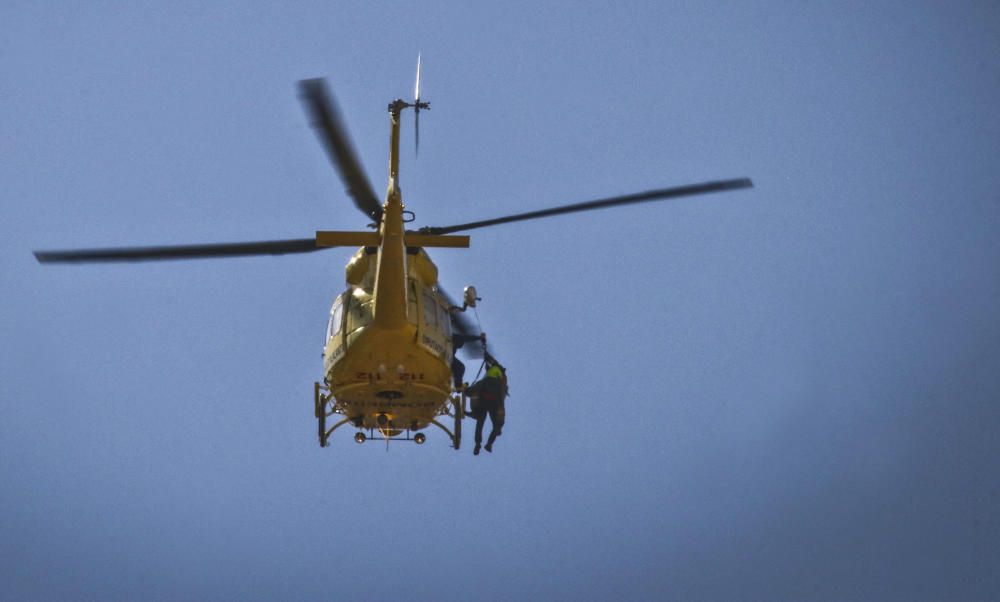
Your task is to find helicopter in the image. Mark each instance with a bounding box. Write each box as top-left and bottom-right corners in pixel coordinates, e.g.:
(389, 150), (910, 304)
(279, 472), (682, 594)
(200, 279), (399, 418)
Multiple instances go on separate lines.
(34, 64), (753, 450)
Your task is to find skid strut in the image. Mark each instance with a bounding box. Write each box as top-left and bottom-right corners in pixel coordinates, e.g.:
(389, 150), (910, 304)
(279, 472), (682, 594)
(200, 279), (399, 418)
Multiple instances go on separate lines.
(315, 382), (351, 447)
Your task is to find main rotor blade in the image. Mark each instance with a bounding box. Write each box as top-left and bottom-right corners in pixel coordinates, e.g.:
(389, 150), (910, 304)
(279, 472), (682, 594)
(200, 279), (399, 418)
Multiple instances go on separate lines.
(421, 178), (753, 235)
(34, 238), (323, 263)
(298, 79), (383, 221)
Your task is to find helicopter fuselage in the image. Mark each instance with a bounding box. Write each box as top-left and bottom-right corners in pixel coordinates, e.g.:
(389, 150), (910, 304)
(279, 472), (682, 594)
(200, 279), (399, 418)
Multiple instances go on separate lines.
(316, 101), (468, 438)
(322, 246), (456, 433)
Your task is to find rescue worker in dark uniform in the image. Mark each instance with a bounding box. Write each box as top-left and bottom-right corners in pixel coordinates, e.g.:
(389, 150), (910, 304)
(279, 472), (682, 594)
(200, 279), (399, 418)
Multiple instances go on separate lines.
(465, 352), (507, 455)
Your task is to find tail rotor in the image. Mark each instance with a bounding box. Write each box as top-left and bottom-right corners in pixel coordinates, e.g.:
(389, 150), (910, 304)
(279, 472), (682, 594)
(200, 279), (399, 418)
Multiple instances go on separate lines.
(413, 53), (429, 154)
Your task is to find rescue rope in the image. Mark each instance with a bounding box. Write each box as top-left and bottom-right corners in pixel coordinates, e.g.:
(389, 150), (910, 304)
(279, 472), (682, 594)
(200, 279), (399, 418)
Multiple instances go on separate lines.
(472, 305), (487, 381)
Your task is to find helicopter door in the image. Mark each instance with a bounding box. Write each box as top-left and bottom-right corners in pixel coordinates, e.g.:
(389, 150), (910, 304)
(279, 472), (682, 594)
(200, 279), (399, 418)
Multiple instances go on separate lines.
(344, 291), (373, 348)
(408, 279), (419, 325)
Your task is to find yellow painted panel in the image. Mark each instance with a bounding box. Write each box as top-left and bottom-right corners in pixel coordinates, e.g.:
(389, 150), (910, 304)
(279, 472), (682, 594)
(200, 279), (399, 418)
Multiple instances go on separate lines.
(404, 234), (470, 248)
(315, 231), (380, 247)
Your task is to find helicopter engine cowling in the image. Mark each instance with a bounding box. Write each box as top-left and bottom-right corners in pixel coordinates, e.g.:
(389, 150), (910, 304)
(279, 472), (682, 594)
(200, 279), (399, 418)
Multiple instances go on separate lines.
(348, 247), (438, 287)
(409, 248), (438, 286)
(345, 249), (371, 286)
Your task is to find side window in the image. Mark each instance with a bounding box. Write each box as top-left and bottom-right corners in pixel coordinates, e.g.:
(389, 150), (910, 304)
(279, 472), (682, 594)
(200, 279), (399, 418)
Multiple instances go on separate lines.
(422, 291), (437, 327)
(438, 302), (452, 337)
(328, 297), (344, 341)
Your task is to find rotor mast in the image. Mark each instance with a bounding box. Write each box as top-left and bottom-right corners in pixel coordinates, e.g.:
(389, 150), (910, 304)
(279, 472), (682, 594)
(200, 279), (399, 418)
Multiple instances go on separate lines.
(388, 100), (404, 186)
(386, 98), (428, 187)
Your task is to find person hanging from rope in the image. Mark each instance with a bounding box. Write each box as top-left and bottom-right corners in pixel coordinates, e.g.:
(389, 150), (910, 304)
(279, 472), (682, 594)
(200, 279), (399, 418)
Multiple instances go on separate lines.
(465, 350), (507, 455)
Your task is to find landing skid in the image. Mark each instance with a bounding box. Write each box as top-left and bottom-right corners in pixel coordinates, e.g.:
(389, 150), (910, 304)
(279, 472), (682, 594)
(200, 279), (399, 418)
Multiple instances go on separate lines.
(314, 382), (466, 449)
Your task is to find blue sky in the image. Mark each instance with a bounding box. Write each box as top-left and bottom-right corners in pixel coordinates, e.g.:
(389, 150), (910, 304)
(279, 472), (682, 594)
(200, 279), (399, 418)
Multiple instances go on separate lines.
(3, 2), (999, 600)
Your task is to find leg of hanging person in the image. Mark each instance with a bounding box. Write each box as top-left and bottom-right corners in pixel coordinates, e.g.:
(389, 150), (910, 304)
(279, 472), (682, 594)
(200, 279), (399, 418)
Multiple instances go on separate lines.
(474, 414), (486, 445)
(451, 357), (466, 389)
(485, 404), (505, 451)
(473, 414), (486, 455)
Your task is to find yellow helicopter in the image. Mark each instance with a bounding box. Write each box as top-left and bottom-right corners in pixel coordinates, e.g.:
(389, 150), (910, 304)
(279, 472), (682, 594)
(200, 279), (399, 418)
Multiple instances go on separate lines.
(34, 66), (753, 450)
